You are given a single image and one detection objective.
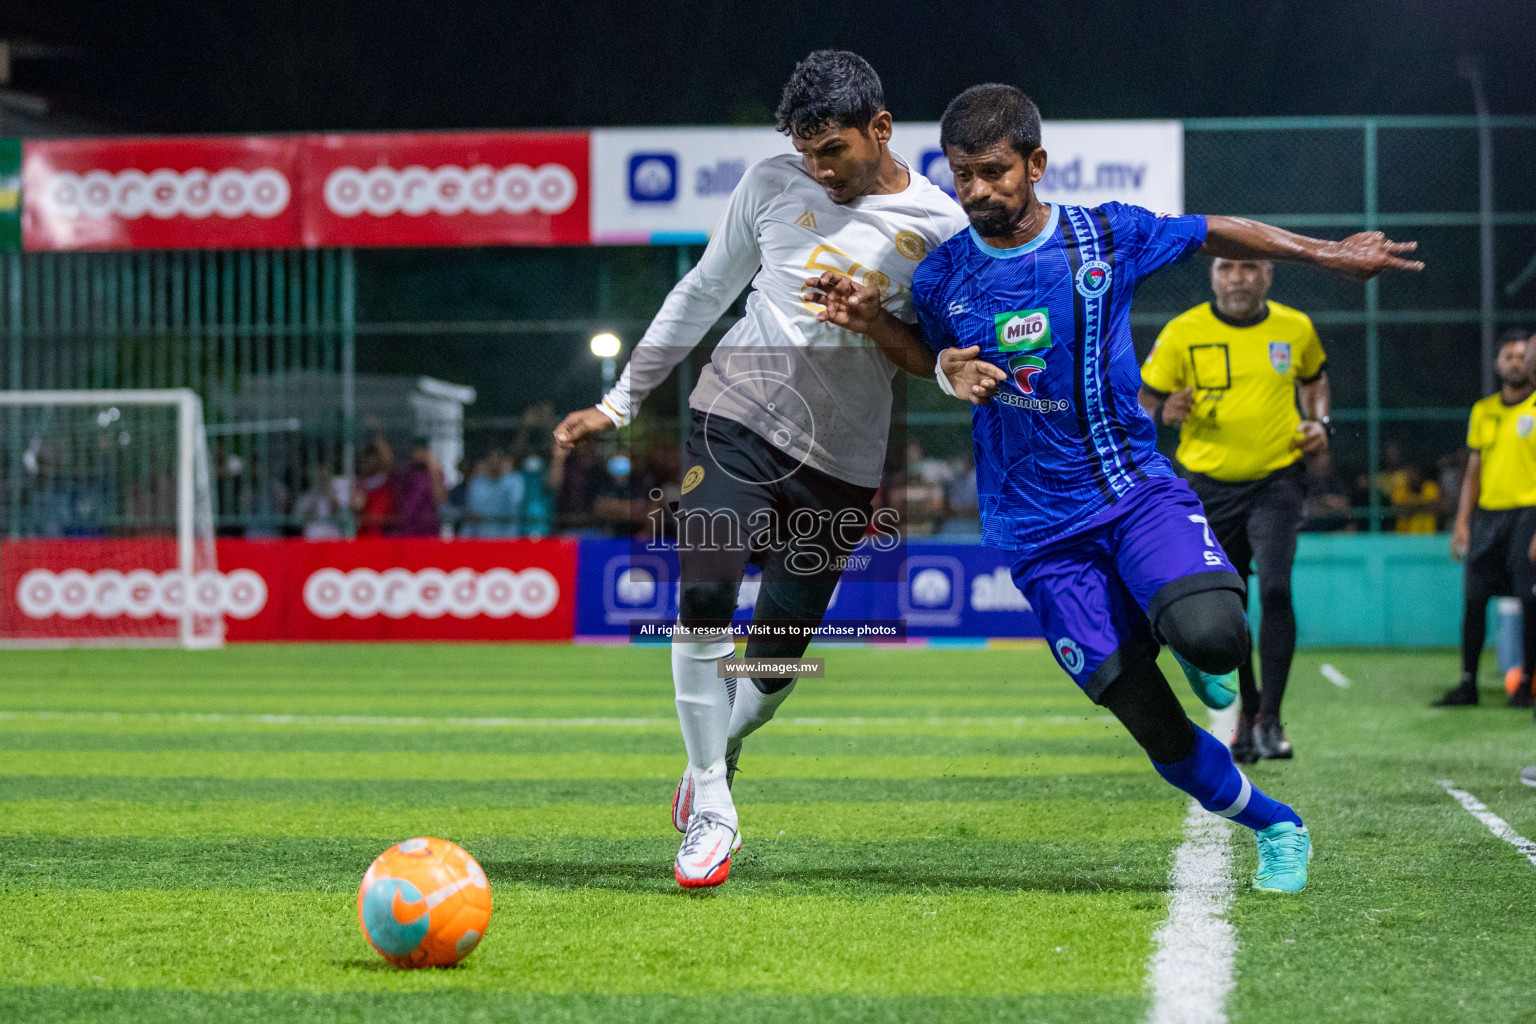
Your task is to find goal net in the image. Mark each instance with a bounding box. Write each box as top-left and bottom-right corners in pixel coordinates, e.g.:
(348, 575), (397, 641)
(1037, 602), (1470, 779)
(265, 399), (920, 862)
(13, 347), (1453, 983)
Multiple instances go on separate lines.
(0, 389), (223, 648)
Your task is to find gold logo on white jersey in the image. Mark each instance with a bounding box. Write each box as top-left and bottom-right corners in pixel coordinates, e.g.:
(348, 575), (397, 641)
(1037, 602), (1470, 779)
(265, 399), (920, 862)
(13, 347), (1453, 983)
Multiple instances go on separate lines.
(799, 244), (903, 311)
(894, 230), (926, 260)
(795, 210), (817, 229)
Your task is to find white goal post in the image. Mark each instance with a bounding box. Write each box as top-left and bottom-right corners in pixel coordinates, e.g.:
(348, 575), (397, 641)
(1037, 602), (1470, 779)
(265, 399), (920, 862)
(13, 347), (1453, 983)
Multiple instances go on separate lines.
(0, 388), (222, 649)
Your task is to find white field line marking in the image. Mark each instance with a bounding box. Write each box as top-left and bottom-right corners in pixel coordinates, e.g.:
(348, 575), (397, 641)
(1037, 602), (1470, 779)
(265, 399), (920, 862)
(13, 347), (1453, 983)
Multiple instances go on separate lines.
(1320, 664), (1351, 688)
(0, 710), (1112, 730)
(1438, 779), (1536, 868)
(1144, 706), (1240, 1024)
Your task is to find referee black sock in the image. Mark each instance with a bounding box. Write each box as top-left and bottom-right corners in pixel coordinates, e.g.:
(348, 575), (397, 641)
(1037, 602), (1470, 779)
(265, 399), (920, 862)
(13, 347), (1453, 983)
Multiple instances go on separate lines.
(1521, 597), (1536, 686)
(1256, 592), (1297, 724)
(1236, 636), (1260, 721)
(1460, 596), (1491, 682)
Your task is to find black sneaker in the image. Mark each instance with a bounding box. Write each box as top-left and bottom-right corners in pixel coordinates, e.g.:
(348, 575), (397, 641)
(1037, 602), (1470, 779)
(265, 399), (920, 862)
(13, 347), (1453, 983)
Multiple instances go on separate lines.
(1254, 718), (1294, 760)
(1231, 714), (1259, 765)
(1507, 675), (1534, 709)
(1433, 682), (1479, 707)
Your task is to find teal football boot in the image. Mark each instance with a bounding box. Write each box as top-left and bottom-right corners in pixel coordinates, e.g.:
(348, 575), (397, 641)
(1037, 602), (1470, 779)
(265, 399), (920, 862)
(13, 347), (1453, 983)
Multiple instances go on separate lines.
(1171, 650), (1238, 710)
(1253, 821), (1311, 893)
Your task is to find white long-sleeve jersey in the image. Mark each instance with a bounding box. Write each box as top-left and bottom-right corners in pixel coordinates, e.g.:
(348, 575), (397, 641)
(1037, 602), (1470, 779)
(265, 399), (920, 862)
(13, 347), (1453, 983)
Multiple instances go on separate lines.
(598, 152), (967, 488)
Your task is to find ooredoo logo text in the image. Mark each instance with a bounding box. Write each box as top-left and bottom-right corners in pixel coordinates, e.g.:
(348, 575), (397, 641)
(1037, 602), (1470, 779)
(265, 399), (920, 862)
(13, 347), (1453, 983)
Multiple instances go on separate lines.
(38, 168), (292, 220)
(322, 164), (578, 218)
(302, 567), (559, 620)
(16, 568), (268, 619)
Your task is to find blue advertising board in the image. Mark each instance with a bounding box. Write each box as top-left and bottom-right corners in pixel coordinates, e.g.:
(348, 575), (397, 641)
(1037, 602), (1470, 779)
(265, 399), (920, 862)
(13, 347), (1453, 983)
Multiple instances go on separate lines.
(574, 539), (1042, 641)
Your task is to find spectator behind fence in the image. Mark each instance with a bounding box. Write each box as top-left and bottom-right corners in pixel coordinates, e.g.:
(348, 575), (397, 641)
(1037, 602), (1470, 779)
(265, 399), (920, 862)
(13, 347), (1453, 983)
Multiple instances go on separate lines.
(552, 442), (609, 533)
(443, 458), (469, 536)
(519, 454), (553, 538)
(294, 462), (348, 540)
(1390, 463), (1439, 534)
(461, 453), (501, 538)
(901, 439), (946, 536)
(1437, 448), (1468, 525)
(591, 454), (640, 538)
(394, 438), (447, 538)
(352, 430), (395, 537)
(1300, 451), (1352, 532)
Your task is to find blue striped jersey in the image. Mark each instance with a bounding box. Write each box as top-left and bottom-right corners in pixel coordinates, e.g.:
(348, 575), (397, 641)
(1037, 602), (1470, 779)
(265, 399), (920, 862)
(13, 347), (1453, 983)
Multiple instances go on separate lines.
(912, 202), (1208, 553)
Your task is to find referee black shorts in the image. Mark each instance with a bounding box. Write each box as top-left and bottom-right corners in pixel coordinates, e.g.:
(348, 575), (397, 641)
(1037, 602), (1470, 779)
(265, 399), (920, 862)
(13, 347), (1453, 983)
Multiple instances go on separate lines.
(1464, 505), (1536, 603)
(1183, 461), (1307, 588)
(674, 410), (879, 624)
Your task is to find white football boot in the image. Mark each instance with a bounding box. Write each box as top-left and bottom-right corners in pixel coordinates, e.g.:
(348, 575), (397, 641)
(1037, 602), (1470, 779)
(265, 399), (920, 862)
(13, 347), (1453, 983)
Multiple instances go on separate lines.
(673, 810), (741, 888)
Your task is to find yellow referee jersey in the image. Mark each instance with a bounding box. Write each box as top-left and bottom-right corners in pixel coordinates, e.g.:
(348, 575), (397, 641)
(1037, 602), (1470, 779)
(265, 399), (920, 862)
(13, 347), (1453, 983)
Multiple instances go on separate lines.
(1467, 390), (1536, 510)
(1141, 301), (1327, 482)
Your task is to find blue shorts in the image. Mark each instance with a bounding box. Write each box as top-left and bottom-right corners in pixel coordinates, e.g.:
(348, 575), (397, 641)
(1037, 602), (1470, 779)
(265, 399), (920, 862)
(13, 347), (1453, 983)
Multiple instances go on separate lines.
(1009, 477), (1244, 702)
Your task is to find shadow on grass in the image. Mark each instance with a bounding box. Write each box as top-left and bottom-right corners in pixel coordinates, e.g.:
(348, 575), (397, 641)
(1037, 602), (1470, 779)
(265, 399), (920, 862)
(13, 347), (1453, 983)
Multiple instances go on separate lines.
(335, 957), (466, 972)
(480, 856), (1164, 895)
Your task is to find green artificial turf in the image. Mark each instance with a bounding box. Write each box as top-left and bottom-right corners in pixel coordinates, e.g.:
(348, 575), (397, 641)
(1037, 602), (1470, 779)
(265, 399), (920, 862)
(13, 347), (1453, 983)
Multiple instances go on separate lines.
(1, 643), (1532, 1022)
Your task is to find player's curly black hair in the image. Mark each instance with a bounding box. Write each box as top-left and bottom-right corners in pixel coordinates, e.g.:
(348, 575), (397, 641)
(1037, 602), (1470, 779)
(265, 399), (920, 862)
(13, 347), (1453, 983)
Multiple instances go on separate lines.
(940, 83), (1042, 158)
(774, 50), (885, 139)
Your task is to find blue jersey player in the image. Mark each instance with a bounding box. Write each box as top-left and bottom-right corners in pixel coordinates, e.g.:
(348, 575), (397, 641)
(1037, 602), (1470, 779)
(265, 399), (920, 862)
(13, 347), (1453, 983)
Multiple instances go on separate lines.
(811, 84), (1423, 894)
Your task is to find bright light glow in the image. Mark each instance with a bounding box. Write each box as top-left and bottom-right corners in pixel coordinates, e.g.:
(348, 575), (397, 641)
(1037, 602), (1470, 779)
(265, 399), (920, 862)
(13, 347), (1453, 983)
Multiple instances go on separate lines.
(590, 333), (621, 358)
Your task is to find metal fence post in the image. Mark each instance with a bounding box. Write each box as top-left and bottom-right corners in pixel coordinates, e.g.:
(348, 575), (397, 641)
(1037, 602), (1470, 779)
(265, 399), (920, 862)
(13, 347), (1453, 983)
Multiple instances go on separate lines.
(1364, 119), (1382, 532)
(340, 248), (356, 533)
(6, 251), (18, 537)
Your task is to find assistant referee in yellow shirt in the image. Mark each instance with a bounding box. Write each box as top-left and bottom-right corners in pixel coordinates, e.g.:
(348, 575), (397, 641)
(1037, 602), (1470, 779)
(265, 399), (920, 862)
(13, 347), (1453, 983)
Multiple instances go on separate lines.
(1435, 330), (1536, 709)
(1139, 258), (1329, 763)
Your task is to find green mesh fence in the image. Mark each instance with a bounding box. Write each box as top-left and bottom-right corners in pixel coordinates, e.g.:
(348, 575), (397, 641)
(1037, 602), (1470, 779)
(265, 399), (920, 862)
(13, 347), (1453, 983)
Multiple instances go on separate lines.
(3, 116), (1534, 536)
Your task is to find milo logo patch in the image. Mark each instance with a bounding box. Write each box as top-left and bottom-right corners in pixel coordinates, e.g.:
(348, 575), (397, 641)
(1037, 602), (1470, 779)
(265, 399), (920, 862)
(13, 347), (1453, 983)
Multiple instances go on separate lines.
(995, 309), (1051, 352)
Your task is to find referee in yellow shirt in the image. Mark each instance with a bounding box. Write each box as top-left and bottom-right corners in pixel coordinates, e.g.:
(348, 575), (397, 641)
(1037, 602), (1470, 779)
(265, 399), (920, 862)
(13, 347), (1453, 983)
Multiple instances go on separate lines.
(1435, 330), (1536, 708)
(1139, 258), (1329, 763)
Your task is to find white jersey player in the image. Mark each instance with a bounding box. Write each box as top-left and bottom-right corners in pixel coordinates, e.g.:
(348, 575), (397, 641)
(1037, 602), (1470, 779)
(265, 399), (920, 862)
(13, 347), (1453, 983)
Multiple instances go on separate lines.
(554, 50), (972, 889)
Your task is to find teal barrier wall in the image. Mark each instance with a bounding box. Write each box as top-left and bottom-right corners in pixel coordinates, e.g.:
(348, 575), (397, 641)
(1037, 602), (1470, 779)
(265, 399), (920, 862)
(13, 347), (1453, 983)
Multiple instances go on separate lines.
(1257, 533), (1464, 647)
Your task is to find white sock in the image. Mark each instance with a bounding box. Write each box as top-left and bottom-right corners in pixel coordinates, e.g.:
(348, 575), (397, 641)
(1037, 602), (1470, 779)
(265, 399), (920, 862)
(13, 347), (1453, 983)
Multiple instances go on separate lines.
(728, 679), (796, 746)
(671, 634), (736, 824)
(691, 760), (734, 824)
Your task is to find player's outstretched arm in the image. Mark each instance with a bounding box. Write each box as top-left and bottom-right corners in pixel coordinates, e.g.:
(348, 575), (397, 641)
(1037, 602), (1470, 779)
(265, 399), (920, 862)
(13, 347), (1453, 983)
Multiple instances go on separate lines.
(1203, 216), (1424, 281)
(806, 272), (1005, 403)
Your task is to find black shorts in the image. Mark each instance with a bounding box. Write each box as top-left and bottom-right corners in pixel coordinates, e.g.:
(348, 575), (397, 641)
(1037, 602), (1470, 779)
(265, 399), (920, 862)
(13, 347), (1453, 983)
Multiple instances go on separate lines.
(676, 410), (879, 590)
(1184, 461), (1306, 590)
(1465, 505), (1536, 602)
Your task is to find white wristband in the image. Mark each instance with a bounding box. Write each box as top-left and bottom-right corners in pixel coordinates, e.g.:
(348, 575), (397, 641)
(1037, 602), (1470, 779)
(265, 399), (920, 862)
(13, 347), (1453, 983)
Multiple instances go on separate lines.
(934, 353), (959, 398)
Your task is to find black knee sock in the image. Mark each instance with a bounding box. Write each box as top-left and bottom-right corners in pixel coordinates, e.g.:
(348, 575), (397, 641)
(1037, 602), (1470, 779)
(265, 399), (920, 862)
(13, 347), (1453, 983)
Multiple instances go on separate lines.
(1521, 598), (1536, 683)
(1099, 657), (1197, 765)
(1257, 589), (1297, 723)
(1237, 642), (1260, 721)
(741, 574), (839, 695)
(1461, 597), (1489, 684)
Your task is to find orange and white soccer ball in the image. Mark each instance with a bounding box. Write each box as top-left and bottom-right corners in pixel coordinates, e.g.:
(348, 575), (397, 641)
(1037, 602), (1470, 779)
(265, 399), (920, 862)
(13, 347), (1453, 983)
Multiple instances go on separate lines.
(357, 837), (492, 968)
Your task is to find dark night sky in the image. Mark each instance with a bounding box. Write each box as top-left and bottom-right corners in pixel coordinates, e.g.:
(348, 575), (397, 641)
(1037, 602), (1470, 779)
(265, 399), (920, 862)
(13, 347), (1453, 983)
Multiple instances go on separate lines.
(0, 0), (1532, 134)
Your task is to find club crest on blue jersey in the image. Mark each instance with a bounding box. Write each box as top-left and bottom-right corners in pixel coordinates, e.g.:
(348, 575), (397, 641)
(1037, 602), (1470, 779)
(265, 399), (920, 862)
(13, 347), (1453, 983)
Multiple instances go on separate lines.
(1269, 342), (1292, 374)
(1074, 260), (1112, 298)
(1055, 637), (1086, 675)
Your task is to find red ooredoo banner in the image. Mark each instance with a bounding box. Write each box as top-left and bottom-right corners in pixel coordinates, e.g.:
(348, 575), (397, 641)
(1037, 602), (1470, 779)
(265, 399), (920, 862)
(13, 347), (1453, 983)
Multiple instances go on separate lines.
(21, 131), (592, 250)
(23, 137), (303, 251)
(299, 131), (590, 247)
(0, 538), (578, 642)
